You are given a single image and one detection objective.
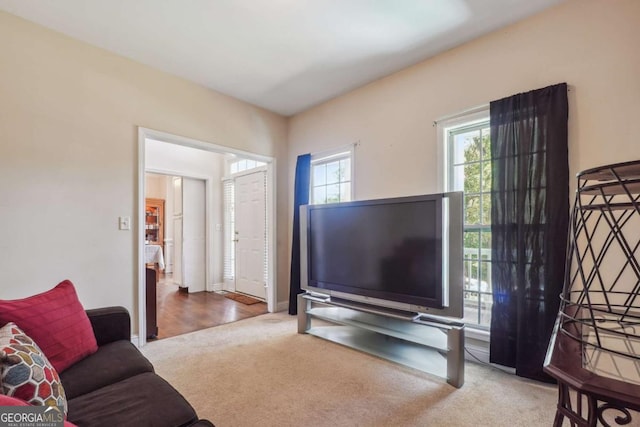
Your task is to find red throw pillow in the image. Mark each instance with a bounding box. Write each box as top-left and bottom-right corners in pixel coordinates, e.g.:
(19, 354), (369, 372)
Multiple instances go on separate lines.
(0, 394), (29, 405)
(0, 280), (98, 372)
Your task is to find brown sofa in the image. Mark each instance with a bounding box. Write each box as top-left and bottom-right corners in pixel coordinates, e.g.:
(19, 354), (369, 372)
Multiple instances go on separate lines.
(60, 306), (213, 427)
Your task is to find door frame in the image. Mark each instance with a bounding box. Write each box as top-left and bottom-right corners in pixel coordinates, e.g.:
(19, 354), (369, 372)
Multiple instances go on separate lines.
(137, 127), (277, 346)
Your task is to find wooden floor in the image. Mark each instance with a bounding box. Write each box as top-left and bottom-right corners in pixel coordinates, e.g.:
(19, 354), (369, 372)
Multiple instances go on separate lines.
(155, 274), (268, 340)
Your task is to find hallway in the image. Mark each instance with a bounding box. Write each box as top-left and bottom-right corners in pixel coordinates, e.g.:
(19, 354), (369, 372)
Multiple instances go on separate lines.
(155, 274), (268, 339)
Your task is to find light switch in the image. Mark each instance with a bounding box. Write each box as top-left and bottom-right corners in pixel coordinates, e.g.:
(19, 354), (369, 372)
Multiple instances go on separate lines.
(119, 216), (131, 230)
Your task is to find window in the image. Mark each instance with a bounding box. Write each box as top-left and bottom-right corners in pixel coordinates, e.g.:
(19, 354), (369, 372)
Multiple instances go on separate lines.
(229, 158), (266, 175)
(442, 110), (492, 328)
(222, 179), (235, 280)
(310, 150), (353, 204)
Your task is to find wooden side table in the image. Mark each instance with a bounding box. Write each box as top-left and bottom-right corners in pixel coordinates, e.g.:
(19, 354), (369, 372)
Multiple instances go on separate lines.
(545, 308), (640, 426)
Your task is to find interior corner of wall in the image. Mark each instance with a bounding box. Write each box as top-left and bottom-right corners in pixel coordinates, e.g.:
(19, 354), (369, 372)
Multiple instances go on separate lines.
(276, 300), (289, 312)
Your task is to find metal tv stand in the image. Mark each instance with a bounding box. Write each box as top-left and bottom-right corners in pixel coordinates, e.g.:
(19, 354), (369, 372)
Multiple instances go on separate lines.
(297, 293), (465, 388)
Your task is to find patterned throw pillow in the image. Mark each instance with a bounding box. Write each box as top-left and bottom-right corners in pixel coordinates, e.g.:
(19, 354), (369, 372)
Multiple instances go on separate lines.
(0, 322), (67, 414)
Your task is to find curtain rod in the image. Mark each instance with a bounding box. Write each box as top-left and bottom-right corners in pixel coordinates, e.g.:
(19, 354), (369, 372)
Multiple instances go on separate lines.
(433, 85), (572, 126)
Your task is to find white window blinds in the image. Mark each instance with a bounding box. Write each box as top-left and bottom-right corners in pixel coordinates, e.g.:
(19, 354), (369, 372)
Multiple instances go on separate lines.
(223, 179), (235, 280)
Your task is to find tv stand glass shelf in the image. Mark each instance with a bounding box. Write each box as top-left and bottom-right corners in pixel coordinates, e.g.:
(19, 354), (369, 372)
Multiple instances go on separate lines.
(297, 293), (465, 388)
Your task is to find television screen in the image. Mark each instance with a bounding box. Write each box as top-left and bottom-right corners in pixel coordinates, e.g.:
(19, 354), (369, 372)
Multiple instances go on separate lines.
(307, 196), (443, 308)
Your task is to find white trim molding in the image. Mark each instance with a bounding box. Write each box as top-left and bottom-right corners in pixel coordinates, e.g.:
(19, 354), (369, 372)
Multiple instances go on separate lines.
(435, 105), (489, 192)
(137, 127), (277, 346)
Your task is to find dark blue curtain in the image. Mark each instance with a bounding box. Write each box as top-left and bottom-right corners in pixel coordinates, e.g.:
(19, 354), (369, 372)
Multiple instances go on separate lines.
(489, 83), (569, 382)
(288, 154), (311, 315)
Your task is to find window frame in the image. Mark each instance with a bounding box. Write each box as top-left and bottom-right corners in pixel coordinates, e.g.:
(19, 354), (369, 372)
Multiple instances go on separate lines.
(310, 145), (355, 205)
(437, 106), (492, 332)
(229, 158), (266, 175)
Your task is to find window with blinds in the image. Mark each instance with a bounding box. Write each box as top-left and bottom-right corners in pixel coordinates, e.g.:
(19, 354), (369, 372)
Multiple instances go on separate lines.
(261, 171), (268, 286)
(223, 179), (235, 280)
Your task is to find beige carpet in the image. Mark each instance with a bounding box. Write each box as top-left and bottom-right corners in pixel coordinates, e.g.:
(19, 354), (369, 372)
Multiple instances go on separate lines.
(142, 312), (558, 427)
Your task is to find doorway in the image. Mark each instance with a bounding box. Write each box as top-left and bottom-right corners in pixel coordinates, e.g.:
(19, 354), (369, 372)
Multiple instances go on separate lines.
(137, 128), (276, 346)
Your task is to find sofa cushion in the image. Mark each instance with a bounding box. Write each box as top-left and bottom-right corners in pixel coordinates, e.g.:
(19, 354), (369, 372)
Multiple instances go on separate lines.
(60, 340), (154, 399)
(0, 395), (78, 427)
(67, 372), (198, 427)
(0, 280), (98, 372)
(0, 322), (67, 412)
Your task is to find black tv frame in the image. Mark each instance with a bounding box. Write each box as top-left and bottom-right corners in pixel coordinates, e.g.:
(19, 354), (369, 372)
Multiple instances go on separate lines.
(300, 192), (464, 319)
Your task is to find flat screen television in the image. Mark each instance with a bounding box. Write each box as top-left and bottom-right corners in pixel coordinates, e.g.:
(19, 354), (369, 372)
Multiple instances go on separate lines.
(300, 192), (463, 318)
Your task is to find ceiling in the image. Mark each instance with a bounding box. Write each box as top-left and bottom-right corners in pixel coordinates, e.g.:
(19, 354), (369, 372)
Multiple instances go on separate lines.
(0, 0), (564, 116)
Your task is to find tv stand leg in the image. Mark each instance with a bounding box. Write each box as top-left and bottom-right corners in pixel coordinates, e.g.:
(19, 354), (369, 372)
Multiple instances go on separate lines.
(447, 326), (465, 388)
(297, 293), (310, 333)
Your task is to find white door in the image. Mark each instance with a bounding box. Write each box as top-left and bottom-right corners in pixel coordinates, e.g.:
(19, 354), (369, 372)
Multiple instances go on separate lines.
(172, 177), (206, 293)
(234, 171), (266, 299)
(182, 178), (206, 293)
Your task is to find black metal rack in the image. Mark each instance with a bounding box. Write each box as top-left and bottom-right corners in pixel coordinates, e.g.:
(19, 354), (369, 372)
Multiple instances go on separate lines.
(545, 160), (640, 426)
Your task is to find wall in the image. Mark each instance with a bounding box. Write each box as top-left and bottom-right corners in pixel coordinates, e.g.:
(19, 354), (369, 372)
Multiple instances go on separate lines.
(289, 0), (640, 204)
(285, 0), (640, 368)
(0, 11), (289, 328)
(2, 0), (638, 325)
(145, 139), (226, 288)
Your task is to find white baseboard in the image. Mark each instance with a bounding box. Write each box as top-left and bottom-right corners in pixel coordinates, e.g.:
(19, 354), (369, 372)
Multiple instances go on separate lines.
(131, 334), (140, 348)
(210, 282), (224, 292)
(463, 341), (516, 374)
(276, 300), (289, 312)
(464, 342), (490, 364)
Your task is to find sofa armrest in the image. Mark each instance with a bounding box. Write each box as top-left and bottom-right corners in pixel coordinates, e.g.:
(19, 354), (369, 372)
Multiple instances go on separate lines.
(86, 306), (131, 346)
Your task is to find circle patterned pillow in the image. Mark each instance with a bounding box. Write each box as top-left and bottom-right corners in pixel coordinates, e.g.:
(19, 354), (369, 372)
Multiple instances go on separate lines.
(0, 322), (67, 414)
